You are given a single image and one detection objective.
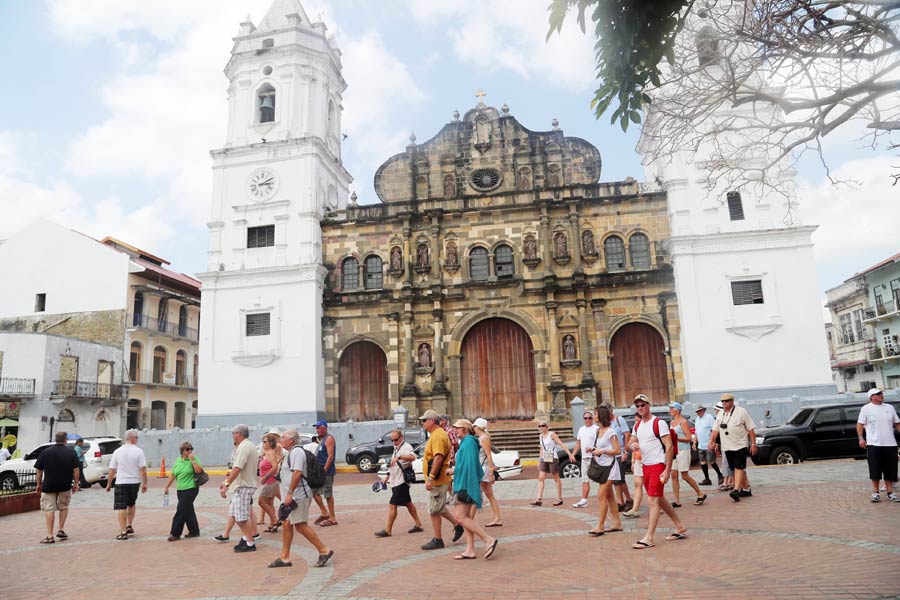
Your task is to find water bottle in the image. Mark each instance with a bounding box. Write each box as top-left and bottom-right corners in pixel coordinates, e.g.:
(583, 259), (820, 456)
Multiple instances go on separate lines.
(163, 493), (169, 508)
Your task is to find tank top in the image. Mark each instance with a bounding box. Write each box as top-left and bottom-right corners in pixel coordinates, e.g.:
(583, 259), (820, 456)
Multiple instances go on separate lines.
(478, 433), (488, 467)
(317, 434), (336, 476)
(259, 456), (275, 484)
(539, 432), (558, 462)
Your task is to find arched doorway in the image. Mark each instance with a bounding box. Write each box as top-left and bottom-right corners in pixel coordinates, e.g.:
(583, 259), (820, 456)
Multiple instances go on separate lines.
(338, 341), (389, 421)
(610, 323), (669, 406)
(460, 318), (536, 419)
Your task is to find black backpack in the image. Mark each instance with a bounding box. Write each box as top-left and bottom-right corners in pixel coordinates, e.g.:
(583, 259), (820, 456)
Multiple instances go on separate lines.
(301, 448), (326, 490)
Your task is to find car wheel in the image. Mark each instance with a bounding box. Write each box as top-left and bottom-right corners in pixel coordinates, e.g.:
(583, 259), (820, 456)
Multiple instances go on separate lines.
(561, 460), (581, 479)
(0, 472), (19, 492)
(770, 446), (799, 465)
(356, 454), (378, 473)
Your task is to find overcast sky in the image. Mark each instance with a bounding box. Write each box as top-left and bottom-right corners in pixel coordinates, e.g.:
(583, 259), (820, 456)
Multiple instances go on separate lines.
(0, 0), (896, 299)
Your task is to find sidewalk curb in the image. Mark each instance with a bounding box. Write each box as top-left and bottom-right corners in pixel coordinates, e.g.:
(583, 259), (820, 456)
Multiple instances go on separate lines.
(148, 459), (541, 477)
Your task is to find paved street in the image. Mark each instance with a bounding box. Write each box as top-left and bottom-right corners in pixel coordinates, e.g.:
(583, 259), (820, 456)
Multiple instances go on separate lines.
(2, 460), (899, 599)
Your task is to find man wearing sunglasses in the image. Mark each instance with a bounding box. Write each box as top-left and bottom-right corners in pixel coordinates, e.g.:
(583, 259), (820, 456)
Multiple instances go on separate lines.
(707, 393), (757, 502)
(856, 388), (900, 502)
(572, 411), (600, 508)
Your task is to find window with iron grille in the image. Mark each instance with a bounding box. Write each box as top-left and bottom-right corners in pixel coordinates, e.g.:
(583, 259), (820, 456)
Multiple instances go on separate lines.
(604, 236), (625, 270)
(494, 245), (514, 278)
(731, 280), (764, 305)
(629, 233), (650, 269)
(246, 313), (270, 337)
(364, 255), (383, 289)
(341, 257), (359, 290)
(840, 313), (855, 344)
(247, 225), (275, 248)
(470, 247), (489, 281)
(853, 309), (866, 340)
(727, 191), (745, 220)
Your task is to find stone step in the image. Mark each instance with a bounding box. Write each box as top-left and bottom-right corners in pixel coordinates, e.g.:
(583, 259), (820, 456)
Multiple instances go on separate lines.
(488, 425), (574, 457)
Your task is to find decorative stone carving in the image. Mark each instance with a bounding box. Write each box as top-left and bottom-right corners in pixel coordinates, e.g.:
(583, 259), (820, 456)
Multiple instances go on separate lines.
(389, 246), (403, 274)
(445, 241), (458, 266)
(562, 335), (577, 360)
(523, 235), (540, 267)
(554, 232), (568, 257)
(518, 168), (531, 190)
(548, 165), (561, 188)
(582, 230), (597, 256)
(443, 174), (456, 197)
(418, 342), (432, 368)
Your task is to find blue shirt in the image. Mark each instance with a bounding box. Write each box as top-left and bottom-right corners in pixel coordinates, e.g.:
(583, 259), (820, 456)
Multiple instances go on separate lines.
(694, 413), (715, 447)
(316, 434), (336, 476)
(610, 415), (628, 449)
(74, 445), (85, 465)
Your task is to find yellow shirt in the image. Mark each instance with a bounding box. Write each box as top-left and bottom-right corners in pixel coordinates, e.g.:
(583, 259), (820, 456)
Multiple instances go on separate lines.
(423, 427), (452, 486)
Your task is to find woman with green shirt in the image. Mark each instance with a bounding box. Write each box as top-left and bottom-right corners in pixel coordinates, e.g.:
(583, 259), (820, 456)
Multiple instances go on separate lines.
(164, 442), (203, 541)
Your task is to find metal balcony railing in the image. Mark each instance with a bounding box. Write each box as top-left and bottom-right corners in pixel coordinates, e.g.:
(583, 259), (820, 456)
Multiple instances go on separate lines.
(127, 369), (197, 388)
(0, 377), (36, 395)
(52, 380), (127, 399)
(875, 300), (896, 316)
(128, 313), (199, 342)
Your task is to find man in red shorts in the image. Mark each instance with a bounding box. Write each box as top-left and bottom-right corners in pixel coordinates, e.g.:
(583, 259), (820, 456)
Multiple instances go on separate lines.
(628, 394), (687, 549)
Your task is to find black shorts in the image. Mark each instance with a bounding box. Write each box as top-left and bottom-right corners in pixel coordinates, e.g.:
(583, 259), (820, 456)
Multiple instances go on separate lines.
(867, 446), (899, 482)
(113, 483), (140, 510)
(613, 456), (626, 484)
(389, 483), (413, 506)
(724, 447), (748, 471)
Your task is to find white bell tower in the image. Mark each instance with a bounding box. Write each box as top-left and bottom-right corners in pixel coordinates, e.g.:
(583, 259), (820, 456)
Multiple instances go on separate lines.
(639, 6), (834, 404)
(197, 0), (352, 426)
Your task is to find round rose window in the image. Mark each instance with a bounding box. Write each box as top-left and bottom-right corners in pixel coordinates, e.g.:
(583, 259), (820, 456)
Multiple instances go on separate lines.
(470, 168), (502, 192)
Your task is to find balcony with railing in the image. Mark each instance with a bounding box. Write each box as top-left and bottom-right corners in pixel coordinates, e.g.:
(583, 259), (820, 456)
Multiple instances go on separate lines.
(127, 369), (197, 389)
(0, 378), (36, 396)
(864, 299), (899, 322)
(127, 313), (199, 342)
(52, 380), (127, 400)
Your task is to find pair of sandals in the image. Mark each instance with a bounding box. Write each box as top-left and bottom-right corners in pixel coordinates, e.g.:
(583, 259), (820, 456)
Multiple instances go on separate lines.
(529, 498), (564, 506)
(455, 539), (499, 560)
(268, 549), (334, 569)
(314, 515), (337, 527)
(264, 520), (283, 533)
(116, 525), (135, 540)
(40, 530), (67, 544)
(632, 531), (687, 549)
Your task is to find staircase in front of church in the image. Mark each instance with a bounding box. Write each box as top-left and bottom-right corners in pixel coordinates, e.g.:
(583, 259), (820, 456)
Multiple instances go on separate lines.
(488, 424), (575, 458)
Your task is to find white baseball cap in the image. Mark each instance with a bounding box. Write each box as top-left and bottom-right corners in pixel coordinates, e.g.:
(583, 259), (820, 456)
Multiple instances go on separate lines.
(473, 417), (488, 429)
(868, 388), (884, 398)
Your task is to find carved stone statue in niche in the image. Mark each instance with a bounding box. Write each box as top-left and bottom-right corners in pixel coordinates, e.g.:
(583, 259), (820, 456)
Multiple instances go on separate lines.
(518, 168), (531, 190)
(582, 230), (596, 255)
(418, 343), (432, 368)
(443, 174), (455, 197)
(417, 243), (429, 267)
(554, 232), (568, 257)
(475, 118), (491, 146)
(562, 335), (577, 360)
(523, 236), (538, 260)
(445, 241), (458, 265)
(390, 246), (402, 271)
(548, 166), (560, 188)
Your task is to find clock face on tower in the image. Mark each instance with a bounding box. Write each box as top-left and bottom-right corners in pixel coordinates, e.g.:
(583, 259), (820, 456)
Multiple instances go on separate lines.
(246, 168), (279, 201)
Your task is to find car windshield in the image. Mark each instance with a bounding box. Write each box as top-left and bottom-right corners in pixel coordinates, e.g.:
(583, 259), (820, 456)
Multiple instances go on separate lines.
(787, 408), (813, 426)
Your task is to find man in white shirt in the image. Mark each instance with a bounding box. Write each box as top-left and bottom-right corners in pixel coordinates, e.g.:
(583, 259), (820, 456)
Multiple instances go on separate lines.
(571, 410), (600, 508)
(105, 429), (148, 540)
(708, 393), (757, 502)
(856, 388), (900, 502)
(373, 429), (423, 537)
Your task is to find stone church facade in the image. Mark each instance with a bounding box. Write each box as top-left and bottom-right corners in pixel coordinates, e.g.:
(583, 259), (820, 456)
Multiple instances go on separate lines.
(321, 100), (683, 422)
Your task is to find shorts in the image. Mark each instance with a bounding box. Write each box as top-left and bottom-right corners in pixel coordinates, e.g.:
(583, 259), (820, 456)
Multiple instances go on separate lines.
(41, 491), (71, 512)
(632, 459), (643, 478)
(581, 457), (593, 483)
(314, 474), (334, 499)
(390, 483), (413, 506)
(613, 457), (626, 484)
(113, 483), (140, 510)
(698, 449), (717, 464)
(228, 486), (256, 522)
(724, 447), (748, 471)
(674, 449), (691, 473)
(867, 446), (899, 482)
(258, 482), (279, 498)
(642, 462), (666, 497)
(427, 484), (449, 514)
(455, 490), (476, 505)
(285, 496), (311, 524)
(481, 467), (494, 483)
(539, 459), (559, 474)
(722, 452), (734, 476)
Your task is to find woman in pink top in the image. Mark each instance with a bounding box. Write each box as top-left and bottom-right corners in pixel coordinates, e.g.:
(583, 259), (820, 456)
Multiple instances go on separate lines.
(257, 433), (282, 532)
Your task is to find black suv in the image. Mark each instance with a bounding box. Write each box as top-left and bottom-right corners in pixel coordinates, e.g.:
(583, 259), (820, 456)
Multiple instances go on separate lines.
(345, 427), (428, 472)
(753, 400), (900, 465)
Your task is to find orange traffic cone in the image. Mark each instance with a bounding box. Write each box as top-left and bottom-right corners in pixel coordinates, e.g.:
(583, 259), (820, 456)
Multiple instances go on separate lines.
(158, 456), (167, 478)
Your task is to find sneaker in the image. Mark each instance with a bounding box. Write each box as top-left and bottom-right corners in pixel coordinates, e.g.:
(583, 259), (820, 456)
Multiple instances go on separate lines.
(622, 510), (639, 518)
(408, 525), (424, 534)
(729, 490), (741, 502)
(739, 489), (752, 498)
(699, 479), (713, 486)
(888, 492), (899, 502)
(452, 524), (464, 542)
(572, 498), (588, 508)
(234, 542), (256, 553)
(214, 534), (230, 542)
(421, 537), (445, 550)
(234, 539), (247, 550)
(871, 492), (881, 503)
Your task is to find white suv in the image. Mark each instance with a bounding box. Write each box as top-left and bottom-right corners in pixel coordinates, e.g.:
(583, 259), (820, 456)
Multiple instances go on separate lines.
(0, 437), (121, 492)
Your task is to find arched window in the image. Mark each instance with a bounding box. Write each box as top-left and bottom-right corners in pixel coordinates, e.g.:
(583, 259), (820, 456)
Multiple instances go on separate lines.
(132, 291), (144, 326)
(470, 247), (489, 281)
(129, 342), (142, 382)
(175, 350), (187, 386)
(630, 233), (651, 269)
(494, 244), (514, 278)
(258, 83), (276, 123)
(157, 298), (168, 332)
(605, 236), (625, 271)
(364, 255), (383, 290)
(341, 257), (359, 290)
(178, 305), (188, 337)
(153, 346), (167, 384)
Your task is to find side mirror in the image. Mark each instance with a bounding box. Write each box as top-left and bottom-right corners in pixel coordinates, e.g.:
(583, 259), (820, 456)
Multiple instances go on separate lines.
(809, 423), (817, 431)
(378, 437), (384, 444)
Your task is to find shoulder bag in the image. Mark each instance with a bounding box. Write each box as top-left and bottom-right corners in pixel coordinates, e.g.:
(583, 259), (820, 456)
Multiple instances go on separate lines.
(587, 429), (613, 483)
(193, 459), (210, 486)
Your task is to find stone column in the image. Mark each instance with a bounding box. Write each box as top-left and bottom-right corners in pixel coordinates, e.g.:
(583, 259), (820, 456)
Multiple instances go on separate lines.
(430, 217), (440, 283)
(546, 298), (562, 384)
(568, 210), (582, 272)
(540, 211), (553, 276)
(387, 312), (401, 405)
(432, 307), (446, 394)
(401, 310), (415, 397)
(402, 223), (413, 287)
(590, 299), (611, 405)
(577, 297), (593, 385)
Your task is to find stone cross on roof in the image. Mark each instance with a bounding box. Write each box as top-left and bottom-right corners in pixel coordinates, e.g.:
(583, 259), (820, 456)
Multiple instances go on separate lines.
(474, 89), (486, 105)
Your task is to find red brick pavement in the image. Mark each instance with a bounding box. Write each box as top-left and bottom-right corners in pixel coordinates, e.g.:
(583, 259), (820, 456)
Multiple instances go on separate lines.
(1, 475), (899, 599)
